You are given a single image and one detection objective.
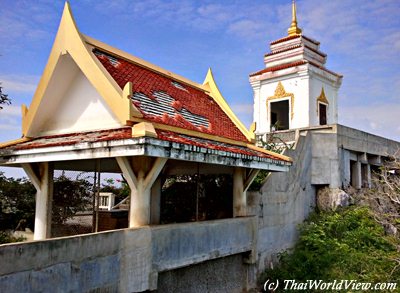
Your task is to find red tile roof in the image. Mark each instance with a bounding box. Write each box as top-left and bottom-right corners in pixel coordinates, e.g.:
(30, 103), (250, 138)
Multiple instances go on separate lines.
(156, 130), (278, 160)
(270, 34), (301, 45)
(269, 34), (320, 46)
(264, 44), (302, 57)
(9, 128), (132, 151)
(0, 128), (288, 163)
(264, 44), (326, 58)
(249, 60), (307, 77)
(308, 61), (343, 78)
(93, 49), (248, 143)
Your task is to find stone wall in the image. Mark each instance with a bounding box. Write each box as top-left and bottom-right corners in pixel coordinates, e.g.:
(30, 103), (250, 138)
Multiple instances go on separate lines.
(156, 254), (247, 293)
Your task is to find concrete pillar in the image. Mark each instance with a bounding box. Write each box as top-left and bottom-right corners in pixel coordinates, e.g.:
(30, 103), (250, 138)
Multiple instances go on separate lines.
(233, 167), (246, 217)
(22, 162), (54, 240)
(130, 170), (150, 227)
(351, 161), (362, 189)
(362, 164), (371, 188)
(150, 177), (162, 225)
(116, 156), (167, 228)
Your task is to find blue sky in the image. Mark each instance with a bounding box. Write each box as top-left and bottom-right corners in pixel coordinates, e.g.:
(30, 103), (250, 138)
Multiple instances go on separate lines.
(0, 0), (399, 155)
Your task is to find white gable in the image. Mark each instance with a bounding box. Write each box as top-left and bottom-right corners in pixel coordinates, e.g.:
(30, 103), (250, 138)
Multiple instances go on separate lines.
(30, 54), (122, 136)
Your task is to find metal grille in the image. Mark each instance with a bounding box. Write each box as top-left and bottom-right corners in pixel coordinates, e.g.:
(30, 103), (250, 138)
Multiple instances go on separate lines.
(132, 91), (210, 128)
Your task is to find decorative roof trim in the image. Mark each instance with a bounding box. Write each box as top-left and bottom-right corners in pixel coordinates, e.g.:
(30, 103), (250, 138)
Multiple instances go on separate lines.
(267, 82), (295, 120)
(304, 45), (327, 57)
(20, 2), (142, 138)
(128, 117), (247, 148)
(128, 118), (291, 162)
(249, 60), (307, 77)
(265, 45), (326, 59)
(308, 61), (343, 78)
(302, 35), (320, 46)
(270, 34), (301, 45)
(269, 34), (320, 46)
(203, 68), (256, 143)
(316, 87), (329, 105)
(0, 137), (31, 149)
(264, 44), (302, 57)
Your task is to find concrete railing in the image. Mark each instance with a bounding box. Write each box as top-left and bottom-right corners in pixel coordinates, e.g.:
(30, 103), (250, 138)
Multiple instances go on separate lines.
(0, 217), (256, 292)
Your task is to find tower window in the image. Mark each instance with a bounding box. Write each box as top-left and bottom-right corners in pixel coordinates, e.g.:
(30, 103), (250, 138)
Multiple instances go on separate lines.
(270, 100), (289, 130)
(319, 103), (327, 125)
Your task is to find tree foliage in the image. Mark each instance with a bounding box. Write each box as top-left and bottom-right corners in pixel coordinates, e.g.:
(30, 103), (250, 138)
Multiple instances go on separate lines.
(100, 177), (130, 205)
(0, 172), (36, 231)
(0, 172), (94, 234)
(51, 173), (93, 224)
(261, 207), (400, 291)
(0, 84), (11, 110)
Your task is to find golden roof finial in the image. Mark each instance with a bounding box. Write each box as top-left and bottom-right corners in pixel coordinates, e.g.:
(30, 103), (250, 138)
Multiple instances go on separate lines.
(288, 0), (302, 36)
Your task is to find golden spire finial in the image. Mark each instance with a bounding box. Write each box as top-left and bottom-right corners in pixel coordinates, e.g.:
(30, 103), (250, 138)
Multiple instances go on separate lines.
(288, 0), (302, 36)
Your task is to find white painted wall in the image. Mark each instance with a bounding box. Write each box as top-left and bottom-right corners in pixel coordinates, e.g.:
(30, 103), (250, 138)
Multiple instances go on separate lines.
(309, 73), (339, 126)
(253, 74), (311, 134)
(29, 54), (122, 137)
(252, 69), (340, 135)
(42, 71), (121, 135)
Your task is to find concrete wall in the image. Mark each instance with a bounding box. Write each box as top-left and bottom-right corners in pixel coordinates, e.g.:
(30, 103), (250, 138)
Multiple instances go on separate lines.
(253, 124), (400, 274)
(0, 217), (256, 292)
(337, 124), (400, 156)
(156, 254), (247, 293)
(250, 131), (316, 272)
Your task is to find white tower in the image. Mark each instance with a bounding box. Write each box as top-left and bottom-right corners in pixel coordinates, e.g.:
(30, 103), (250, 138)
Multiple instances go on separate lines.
(250, 0), (342, 135)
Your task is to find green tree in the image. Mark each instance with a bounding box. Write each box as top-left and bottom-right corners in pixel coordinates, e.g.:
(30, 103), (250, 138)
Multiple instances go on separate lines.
(52, 173), (93, 224)
(0, 172), (36, 230)
(0, 84), (11, 110)
(261, 207), (400, 291)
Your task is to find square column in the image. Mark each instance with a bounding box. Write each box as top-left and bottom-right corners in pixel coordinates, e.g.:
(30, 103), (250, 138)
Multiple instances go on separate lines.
(233, 167), (246, 217)
(351, 161), (362, 189)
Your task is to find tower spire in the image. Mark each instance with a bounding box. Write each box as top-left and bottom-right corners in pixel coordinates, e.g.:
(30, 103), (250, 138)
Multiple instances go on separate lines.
(288, 0), (302, 36)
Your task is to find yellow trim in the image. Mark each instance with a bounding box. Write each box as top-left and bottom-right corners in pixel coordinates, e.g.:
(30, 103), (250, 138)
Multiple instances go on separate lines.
(316, 87), (329, 105)
(129, 117), (248, 147)
(267, 82), (295, 120)
(132, 122), (157, 138)
(288, 0), (302, 36)
(203, 68), (255, 143)
(83, 35), (209, 93)
(249, 122), (256, 134)
(128, 118), (292, 162)
(246, 144), (292, 162)
(22, 2), (142, 137)
(0, 137), (31, 149)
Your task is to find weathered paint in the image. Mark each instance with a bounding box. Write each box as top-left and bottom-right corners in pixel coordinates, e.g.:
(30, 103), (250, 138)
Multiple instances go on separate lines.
(0, 217), (256, 292)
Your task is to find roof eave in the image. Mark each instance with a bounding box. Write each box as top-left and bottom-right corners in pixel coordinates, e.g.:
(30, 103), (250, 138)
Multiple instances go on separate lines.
(0, 137), (290, 171)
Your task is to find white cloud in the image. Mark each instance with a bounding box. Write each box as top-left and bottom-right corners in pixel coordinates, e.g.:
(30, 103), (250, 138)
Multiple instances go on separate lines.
(0, 75), (39, 93)
(339, 103), (400, 142)
(0, 105), (20, 117)
(0, 105), (21, 136)
(0, 2), (57, 52)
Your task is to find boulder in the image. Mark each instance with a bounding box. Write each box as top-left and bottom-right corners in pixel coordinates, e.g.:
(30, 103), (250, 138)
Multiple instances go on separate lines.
(317, 187), (350, 211)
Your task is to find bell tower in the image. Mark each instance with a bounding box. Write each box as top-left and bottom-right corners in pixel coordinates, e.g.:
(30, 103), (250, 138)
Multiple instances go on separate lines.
(250, 0), (342, 135)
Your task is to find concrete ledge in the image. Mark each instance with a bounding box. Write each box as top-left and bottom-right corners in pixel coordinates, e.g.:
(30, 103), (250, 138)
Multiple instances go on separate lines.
(0, 217), (257, 291)
(152, 217), (257, 271)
